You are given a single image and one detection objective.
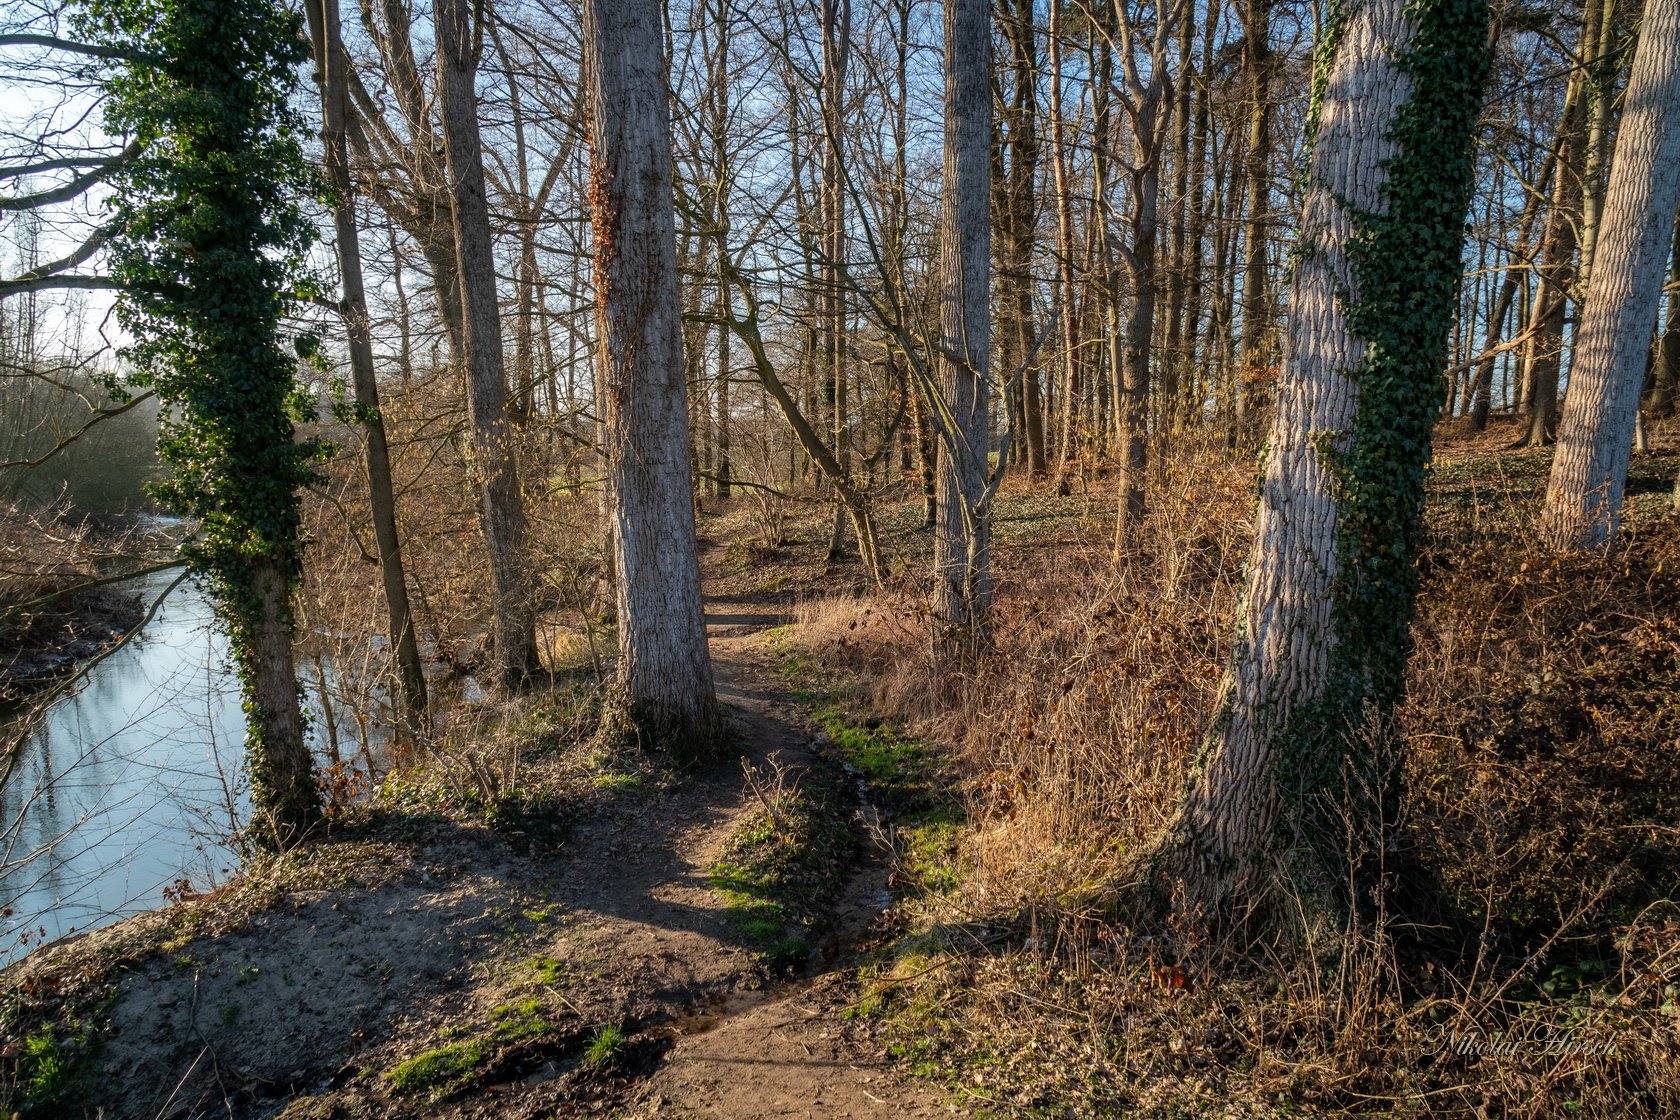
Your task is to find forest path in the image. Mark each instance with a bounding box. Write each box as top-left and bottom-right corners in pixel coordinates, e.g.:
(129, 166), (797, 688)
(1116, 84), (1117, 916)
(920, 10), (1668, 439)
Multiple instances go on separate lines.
(4, 553), (946, 1119)
(599, 597), (947, 1119)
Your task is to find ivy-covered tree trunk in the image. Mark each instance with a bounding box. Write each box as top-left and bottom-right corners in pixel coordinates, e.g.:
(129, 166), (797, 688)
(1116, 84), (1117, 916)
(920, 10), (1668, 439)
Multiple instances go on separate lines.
(1540, 0), (1680, 551)
(1155, 0), (1489, 921)
(436, 0), (543, 691)
(584, 0), (720, 751)
(85, 0), (325, 846)
(932, 0), (993, 656)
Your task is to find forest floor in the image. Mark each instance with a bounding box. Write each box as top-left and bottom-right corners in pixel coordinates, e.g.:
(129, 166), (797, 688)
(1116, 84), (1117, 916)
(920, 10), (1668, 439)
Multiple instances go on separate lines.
(0, 537), (954, 1119)
(8, 423), (1680, 1119)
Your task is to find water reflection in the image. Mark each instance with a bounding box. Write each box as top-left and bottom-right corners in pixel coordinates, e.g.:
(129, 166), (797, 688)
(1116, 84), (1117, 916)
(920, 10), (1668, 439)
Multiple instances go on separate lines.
(0, 571), (361, 965)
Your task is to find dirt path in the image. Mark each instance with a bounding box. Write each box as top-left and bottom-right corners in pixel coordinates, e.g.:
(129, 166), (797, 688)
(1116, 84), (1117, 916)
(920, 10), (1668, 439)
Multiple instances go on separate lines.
(606, 611), (947, 1120)
(4, 588), (946, 1119)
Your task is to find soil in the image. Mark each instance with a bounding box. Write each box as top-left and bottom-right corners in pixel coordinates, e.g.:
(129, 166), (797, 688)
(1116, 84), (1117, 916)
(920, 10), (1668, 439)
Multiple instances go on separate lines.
(1, 568), (951, 1118)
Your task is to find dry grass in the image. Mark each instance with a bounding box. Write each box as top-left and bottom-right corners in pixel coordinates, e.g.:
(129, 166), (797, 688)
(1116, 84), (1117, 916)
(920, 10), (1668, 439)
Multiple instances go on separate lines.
(778, 430), (1680, 1118)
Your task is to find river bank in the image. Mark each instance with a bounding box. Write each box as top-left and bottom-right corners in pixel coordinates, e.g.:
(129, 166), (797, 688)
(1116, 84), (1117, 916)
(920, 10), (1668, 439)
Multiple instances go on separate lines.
(0, 595), (940, 1119)
(0, 581), (145, 710)
(0, 509), (182, 713)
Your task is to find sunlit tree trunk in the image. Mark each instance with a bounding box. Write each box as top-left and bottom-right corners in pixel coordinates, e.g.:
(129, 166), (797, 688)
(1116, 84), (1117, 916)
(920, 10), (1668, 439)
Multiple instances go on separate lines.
(821, 0), (852, 561)
(1234, 0), (1273, 443)
(1109, 0), (1177, 546)
(1542, 0), (1680, 551)
(436, 0), (542, 689)
(933, 0), (992, 653)
(996, 0), (1046, 478)
(1649, 212), (1680, 419)
(585, 0), (720, 748)
(1157, 0), (1489, 920)
(1575, 0), (1621, 294)
(306, 0), (428, 734)
(1160, 7), (1196, 432)
(1518, 10), (1591, 447)
(1048, 0), (1084, 491)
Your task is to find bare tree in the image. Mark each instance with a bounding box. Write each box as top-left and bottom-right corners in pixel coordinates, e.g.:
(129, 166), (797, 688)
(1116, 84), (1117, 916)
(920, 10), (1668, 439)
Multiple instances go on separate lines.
(932, 0), (992, 654)
(1541, 0), (1680, 551)
(436, 0), (542, 689)
(305, 0), (428, 732)
(1234, 0), (1273, 443)
(585, 0), (719, 749)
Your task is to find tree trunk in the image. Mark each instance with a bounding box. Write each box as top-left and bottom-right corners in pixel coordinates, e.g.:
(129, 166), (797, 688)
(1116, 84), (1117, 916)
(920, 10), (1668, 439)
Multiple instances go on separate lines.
(1466, 136), (1560, 430)
(997, 0), (1045, 478)
(1049, 0), (1084, 490)
(1235, 0), (1273, 443)
(247, 560), (317, 847)
(1576, 0), (1621, 296)
(821, 0), (852, 561)
(435, 0), (541, 689)
(1518, 65), (1589, 448)
(1179, 1), (1219, 426)
(716, 280), (733, 498)
(585, 0), (720, 749)
(933, 0), (992, 654)
(1156, 0), (1489, 921)
(1112, 4), (1173, 548)
(1160, 7), (1196, 433)
(1541, 0), (1680, 551)
(1646, 210), (1680, 418)
(306, 0), (428, 735)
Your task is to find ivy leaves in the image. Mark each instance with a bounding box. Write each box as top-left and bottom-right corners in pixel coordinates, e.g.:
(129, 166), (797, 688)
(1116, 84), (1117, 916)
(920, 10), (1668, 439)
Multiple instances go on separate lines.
(1331, 0), (1492, 708)
(73, 0), (326, 829)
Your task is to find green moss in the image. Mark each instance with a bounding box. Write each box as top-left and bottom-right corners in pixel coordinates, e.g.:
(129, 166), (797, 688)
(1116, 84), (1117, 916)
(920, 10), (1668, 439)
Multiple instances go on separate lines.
(530, 956), (567, 986)
(897, 808), (965, 896)
(382, 996), (558, 1096)
(706, 771), (855, 967)
(592, 771), (643, 793)
(383, 1040), (489, 1095)
(491, 997), (550, 1042)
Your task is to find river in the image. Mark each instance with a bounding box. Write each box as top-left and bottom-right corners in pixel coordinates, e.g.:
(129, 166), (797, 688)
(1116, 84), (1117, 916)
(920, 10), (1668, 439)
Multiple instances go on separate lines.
(0, 571), (362, 966)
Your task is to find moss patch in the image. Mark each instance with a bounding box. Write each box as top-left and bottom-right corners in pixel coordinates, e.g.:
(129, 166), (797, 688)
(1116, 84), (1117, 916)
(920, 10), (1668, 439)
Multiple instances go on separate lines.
(707, 766), (857, 968)
(382, 995), (559, 1097)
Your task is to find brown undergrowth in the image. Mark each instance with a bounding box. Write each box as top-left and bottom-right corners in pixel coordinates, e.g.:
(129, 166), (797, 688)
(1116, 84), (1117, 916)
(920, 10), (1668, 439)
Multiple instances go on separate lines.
(779, 431), (1680, 1118)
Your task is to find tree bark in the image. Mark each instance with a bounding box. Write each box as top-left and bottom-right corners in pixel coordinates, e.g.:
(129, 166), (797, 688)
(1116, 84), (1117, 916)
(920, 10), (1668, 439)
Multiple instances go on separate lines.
(933, 0), (992, 654)
(1646, 209), (1680, 418)
(248, 560), (317, 847)
(1109, 0), (1175, 547)
(821, 0), (852, 561)
(1576, 0), (1622, 296)
(996, 0), (1046, 478)
(435, 0), (542, 690)
(1235, 0), (1273, 443)
(1518, 67), (1589, 448)
(1157, 0), (1489, 920)
(1541, 0), (1680, 551)
(1048, 0), (1084, 491)
(306, 0), (428, 734)
(585, 0), (720, 749)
